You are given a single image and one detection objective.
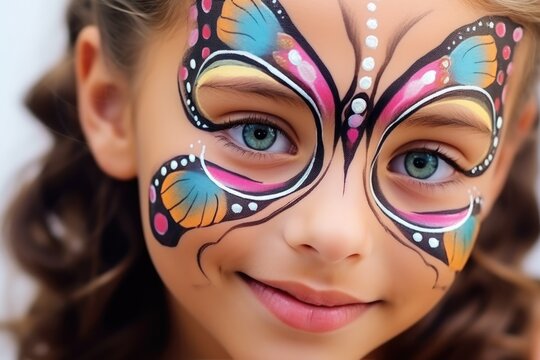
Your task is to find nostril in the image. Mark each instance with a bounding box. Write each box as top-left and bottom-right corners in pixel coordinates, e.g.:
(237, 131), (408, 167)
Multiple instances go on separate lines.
(345, 253), (362, 261)
(300, 244), (317, 253)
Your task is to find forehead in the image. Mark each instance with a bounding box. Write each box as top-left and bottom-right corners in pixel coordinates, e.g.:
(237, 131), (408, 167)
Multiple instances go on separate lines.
(278, 0), (488, 96)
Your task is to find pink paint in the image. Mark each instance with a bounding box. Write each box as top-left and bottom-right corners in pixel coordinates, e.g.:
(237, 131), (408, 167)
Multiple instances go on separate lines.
(502, 45), (512, 60)
(154, 213), (168, 235)
(189, 5), (198, 21)
(497, 70), (505, 86)
(347, 129), (359, 144)
(180, 66), (189, 81)
(494, 97), (501, 112)
(507, 62), (514, 76)
(396, 207), (470, 228)
(202, 0), (212, 13)
(202, 24), (211, 40)
(273, 33), (335, 119)
(379, 59), (448, 127)
(513, 27), (524, 42)
(189, 29), (199, 47)
(495, 22), (506, 38)
(348, 114), (364, 128)
(149, 185), (157, 204)
(202, 47), (211, 59)
(207, 164), (285, 193)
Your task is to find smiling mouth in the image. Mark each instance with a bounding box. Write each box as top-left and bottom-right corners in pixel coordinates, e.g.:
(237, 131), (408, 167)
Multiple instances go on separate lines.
(238, 272), (378, 333)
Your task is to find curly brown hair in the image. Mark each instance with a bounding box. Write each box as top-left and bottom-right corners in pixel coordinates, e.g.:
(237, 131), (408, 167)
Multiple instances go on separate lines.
(4, 0), (540, 359)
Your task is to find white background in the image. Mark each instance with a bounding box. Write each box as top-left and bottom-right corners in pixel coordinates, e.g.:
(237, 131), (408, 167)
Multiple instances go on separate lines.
(1, 1), (540, 359)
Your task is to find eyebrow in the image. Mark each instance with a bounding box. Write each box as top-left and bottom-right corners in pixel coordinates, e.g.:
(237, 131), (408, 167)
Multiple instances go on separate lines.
(399, 109), (493, 137)
(197, 78), (306, 106)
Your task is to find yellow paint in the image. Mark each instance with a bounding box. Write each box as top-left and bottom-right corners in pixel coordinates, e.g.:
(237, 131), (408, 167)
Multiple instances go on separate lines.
(161, 171), (228, 228)
(200, 192), (228, 227)
(195, 64), (283, 116)
(443, 226), (479, 271)
(161, 172), (185, 214)
(474, 35), (498, 88)
(431, 98), (493, 131)
(196, 64), (277, 88)
(216, 1), (239, 45)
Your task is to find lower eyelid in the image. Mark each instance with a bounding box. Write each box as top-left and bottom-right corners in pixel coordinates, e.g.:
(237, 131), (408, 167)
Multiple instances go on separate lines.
(388, 172), (463, 193)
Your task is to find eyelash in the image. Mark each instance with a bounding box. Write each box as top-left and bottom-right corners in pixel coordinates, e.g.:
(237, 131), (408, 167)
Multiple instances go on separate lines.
(214, 114), (297, 159)
(418, 145), (464, 172)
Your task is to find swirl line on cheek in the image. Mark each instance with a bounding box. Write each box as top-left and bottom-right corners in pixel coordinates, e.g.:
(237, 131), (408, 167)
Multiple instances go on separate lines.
(370, 179), (476, 234)
(200, 146), (318, 201)
(196, 153), (335, 278)
(361, 165), (445, 290)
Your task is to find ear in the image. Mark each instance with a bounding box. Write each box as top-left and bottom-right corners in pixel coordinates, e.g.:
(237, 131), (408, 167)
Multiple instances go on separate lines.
(486, 96), (538, 203)
(75, 26), (137, 180)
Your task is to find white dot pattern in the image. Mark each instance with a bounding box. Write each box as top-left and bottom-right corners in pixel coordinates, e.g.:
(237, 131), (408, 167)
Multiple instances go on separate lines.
(357, 1), (379, 94)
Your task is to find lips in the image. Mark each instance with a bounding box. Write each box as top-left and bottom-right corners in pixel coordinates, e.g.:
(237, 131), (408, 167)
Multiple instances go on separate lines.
(240, 273), (376, 333)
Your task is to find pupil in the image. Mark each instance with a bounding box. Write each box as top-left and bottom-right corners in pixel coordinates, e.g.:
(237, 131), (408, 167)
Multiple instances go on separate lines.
(242, 124), (277, 151)
(254, 128), (268, 140)
(413, 157), (428, 169)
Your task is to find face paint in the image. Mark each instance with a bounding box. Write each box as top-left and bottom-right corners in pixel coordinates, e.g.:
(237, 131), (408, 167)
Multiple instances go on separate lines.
(150, 0), (343, 247)
(148, 0), (522, 274)
(367, 18), (522, 271)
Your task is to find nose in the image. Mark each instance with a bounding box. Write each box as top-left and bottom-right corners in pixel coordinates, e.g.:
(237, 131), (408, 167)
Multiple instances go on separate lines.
(283, 162), (373, 264)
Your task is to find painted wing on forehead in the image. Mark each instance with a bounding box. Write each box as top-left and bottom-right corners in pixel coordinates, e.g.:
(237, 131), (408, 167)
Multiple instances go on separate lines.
(217, 0), (283, 56)
(450, 35), (497, 87)
(370, 17), (522, 177)
(182, 0), (340, 130)
(366, 17), (523, 270)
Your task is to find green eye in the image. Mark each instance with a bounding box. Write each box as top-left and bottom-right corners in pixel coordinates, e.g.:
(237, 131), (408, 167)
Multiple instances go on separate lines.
(404, 152), (439, 179)
(242, 124), (277, 151)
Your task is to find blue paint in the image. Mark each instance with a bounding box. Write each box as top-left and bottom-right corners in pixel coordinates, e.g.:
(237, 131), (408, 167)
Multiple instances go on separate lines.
(450, 36), (496, 86)
(220, 0), (283, 57)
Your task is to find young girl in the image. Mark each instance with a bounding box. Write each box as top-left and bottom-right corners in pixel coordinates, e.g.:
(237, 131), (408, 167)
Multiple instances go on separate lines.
(5, 0), (540, 358)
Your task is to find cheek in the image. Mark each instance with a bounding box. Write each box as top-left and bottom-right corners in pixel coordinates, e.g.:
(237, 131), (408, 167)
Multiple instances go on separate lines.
(381, 234), (456, 326)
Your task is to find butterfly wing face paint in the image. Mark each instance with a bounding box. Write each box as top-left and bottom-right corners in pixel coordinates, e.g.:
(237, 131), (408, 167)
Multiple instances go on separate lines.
(365, 18), (522, 271)
(150, 0), (342, 247)
(148, 0), (522, 274)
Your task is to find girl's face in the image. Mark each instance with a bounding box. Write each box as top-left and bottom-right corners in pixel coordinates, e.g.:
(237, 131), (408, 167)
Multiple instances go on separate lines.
(131, 0), (527, 358)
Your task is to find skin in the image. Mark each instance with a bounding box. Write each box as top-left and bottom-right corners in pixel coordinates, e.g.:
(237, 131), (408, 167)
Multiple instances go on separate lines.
(75, 0), (537, 359)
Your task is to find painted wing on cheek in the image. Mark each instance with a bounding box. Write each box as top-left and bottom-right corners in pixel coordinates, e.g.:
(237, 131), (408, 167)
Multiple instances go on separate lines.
(149, 163), (230, 247)
(161, 170), (228, 228)
(443, 216), (480, 271)
(149, 156), (290, 247)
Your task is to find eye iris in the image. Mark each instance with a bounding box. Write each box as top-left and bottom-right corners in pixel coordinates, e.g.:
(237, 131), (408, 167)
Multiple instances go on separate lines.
(242, 124), (277, 151)
(405, 152), (438, 179)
